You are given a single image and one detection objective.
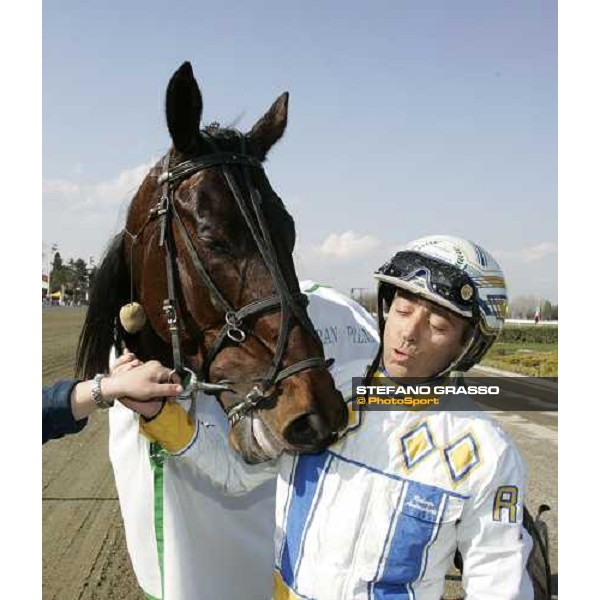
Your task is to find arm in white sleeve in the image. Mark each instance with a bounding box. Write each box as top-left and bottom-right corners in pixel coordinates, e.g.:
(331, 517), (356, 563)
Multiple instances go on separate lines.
(141, 401), (278, 496)
(457, 441), (534, 600)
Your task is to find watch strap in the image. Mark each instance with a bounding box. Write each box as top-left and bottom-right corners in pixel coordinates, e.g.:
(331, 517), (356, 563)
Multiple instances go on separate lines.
(92, 374), (115, 409)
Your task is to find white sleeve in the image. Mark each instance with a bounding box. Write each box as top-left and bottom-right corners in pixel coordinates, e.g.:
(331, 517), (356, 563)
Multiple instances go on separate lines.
(457, 442), (534, 599)
(170, 419), (280, 496)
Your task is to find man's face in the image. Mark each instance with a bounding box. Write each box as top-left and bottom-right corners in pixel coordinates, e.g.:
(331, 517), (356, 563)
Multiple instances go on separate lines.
(382, 291), (469, 379)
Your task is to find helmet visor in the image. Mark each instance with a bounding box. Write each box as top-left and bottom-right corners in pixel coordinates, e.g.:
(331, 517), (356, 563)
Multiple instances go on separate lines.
(376, 251), (478, 316)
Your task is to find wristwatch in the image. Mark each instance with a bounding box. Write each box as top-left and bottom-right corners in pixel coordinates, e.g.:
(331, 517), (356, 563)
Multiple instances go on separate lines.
(91, 374), (115, 409)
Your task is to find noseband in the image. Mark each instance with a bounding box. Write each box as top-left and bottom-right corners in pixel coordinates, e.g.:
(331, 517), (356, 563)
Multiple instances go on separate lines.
(125, 132), (332, 426)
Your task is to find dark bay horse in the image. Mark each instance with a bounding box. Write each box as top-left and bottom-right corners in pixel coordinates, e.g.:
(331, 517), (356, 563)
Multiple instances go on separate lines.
(77, 62), (348, 463)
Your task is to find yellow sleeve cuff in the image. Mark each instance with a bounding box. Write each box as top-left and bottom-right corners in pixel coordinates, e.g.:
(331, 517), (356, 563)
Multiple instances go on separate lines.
(139, 401), (196, 454)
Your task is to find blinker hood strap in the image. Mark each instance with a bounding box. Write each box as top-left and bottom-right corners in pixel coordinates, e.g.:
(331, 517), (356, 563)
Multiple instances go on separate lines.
(159, 151), (184, 374)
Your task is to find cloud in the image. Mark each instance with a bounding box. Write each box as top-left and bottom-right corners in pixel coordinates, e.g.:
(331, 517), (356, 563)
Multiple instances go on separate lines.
(494, 241), (557, 263)
(314, 230), (382, 259)
(520, 242), (558, 262)
(492, 241), (557, 302)
(43, 159), (157, 214)
(42, 159), (158, 260)
(292, 231), (391, 295)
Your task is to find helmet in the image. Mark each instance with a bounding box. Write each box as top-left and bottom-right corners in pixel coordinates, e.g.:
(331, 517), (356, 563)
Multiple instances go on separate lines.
(373, 235), (508, 375)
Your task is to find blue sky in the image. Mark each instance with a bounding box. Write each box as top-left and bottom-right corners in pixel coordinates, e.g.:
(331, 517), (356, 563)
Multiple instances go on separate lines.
(43, 0), (557, 301)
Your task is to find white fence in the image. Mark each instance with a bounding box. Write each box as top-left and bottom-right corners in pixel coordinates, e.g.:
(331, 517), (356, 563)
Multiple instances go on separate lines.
(505, 319), (558, 327)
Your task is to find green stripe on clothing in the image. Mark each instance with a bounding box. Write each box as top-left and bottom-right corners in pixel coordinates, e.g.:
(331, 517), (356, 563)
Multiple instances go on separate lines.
(149, 442), (167, 599)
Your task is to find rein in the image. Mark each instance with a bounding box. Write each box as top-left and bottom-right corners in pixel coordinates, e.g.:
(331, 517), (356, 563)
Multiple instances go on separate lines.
(124, 132), (332, 426)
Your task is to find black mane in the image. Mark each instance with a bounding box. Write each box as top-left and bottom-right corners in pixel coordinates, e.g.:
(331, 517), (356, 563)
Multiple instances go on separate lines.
(76, 233), (130, 378)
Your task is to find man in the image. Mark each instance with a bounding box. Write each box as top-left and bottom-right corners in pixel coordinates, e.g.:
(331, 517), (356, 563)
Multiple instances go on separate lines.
(127, 236), (534, 599)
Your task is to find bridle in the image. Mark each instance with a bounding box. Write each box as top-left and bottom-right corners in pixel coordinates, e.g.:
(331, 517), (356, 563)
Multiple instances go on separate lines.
(124, 131), (332, 426)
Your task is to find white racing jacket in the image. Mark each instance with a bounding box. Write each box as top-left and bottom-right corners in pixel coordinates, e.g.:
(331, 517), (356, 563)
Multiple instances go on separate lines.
(142, 282), (534, 600)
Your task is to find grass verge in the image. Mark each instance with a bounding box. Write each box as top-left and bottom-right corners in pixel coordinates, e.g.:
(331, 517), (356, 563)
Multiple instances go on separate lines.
(481, 342), (558, 377)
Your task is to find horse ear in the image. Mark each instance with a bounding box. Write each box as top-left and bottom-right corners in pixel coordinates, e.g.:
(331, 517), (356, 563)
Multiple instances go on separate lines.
(248, 92), (289, 160)
(166, 62), (203, 153)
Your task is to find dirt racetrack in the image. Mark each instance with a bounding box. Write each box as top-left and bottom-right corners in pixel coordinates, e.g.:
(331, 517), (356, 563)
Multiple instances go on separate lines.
(43, 307), (558, 599)
(43, 412), (143, 600)
(43, 307), (143, 600)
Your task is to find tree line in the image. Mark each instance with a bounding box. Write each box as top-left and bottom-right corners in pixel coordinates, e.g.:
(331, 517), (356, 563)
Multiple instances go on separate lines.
(508, 295), (558, 320)
(351, 291), (558, 321)
(48, 252), (97, 301)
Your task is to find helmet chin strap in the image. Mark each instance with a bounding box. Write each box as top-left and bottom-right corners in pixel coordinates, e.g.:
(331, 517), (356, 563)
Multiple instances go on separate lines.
(435, 328), (477, 379)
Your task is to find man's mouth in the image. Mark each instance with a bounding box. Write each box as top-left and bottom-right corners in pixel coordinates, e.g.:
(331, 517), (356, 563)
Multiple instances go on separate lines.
(392, 348), (414, 362)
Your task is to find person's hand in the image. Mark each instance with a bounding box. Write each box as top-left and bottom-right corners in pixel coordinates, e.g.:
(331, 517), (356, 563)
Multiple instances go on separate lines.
(107, 351), (182, 419)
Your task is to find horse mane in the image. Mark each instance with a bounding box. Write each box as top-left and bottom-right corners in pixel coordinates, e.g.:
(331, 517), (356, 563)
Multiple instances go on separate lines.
(76, 232), (130, 379)
(202, 124), (264, 157)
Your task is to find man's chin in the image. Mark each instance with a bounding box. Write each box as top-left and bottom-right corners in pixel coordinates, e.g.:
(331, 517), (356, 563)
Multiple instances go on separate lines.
(383, 361), (411, 379)
(384, 367), (442, 381)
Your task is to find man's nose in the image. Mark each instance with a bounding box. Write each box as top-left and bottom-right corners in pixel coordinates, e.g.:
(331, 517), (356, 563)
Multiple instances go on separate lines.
(401, 312), (425, 342)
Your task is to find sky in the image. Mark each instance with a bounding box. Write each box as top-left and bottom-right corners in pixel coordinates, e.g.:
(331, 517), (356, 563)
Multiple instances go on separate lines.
(43, 0), (557, 302)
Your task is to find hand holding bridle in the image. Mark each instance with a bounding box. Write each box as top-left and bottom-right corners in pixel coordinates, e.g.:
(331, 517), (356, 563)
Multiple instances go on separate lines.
(109, 350), (182, 419)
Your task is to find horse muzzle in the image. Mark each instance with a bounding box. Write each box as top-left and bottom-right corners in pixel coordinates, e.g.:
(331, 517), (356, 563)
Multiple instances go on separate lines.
(229, 414), (285, 464)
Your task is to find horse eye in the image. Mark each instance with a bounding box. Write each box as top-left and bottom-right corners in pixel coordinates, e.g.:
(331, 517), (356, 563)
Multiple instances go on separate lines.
(206, 240), (231, 255)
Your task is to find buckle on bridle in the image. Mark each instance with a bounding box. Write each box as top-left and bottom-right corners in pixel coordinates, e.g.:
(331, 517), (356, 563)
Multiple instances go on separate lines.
(163, 300), (178, 330)
(172, 367), (198, 400)
(150, 194), (170, 216)
(227, 385), (265, 426)
(225, 311), (246, 343)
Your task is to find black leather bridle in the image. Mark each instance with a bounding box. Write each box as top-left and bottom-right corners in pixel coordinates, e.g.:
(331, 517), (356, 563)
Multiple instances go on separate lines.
(125, 131), (332, 426)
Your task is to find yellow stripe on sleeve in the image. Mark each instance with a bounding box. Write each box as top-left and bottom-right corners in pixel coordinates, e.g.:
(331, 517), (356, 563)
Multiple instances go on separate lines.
(139, 401), (196, 454)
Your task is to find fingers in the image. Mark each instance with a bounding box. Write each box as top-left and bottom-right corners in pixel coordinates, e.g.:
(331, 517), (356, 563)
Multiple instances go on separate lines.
(167, 371), (182, 385)
(108, 356), (185, 400)
(150, 366), (183, 397)
(118, 397), (134, 411)
(111, 351), (140, 374)
(148, 363), (182, 386)
(116, 351), (137, 366)
(122, 366), (183, 400)
(150, 382), (183, 398)
(112, 358), (142, 375)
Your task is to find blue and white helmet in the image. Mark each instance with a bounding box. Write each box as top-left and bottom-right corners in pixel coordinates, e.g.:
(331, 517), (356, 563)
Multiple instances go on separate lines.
(373, 235), (508, 374)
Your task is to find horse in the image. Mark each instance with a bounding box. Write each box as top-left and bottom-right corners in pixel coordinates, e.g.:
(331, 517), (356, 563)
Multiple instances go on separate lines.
(76, 61), (348, 464)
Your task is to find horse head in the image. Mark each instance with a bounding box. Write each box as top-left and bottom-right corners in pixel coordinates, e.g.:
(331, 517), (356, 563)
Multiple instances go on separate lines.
(77, 62), (348, 463)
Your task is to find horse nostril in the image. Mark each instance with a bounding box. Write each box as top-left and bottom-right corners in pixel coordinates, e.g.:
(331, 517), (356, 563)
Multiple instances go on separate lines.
(284, 413), (332, 448)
